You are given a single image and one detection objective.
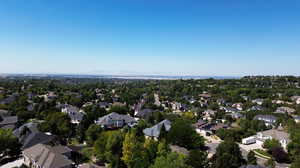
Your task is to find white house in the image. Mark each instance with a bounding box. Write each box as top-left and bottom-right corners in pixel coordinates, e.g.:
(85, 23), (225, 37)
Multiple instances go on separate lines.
(242, 129), (290, 150)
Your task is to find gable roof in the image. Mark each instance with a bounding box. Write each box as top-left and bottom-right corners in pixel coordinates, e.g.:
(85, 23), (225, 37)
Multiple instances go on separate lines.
(258, 129), (290, 143)
(0, 116), (18, 126)
(135, 109), (153, 118)
(95, 112), (135, 126)
(23, 144), (73, 168)
(143, 119), (171, 138)
(253, 115), (277, 122)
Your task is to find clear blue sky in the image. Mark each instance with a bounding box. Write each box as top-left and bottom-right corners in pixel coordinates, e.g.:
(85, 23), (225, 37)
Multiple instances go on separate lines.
(0, 0), (300, 76)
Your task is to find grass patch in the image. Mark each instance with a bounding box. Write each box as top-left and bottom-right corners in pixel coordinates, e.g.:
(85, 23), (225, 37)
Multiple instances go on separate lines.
(253, 149), (272, 159)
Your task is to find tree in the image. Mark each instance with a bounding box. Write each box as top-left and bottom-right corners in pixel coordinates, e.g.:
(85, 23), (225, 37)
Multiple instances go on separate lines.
(0, 128), (21, 161)
(168, 119), (204, 149)
(105, 131), (125, 168)
(39, 112), (73, 140)
(122, 131), (149, 168)
(187, 150), (209, 168)
(109, 105), (129, 115)
(270, 147), (290, 163)
(291, 155), (300, 168)
(150, 152), (192, 168)
(85, 124), (102, 145)
(212, 140), (245, 168)
(263, 139), (281, 150)
(157, 139), (170, 157)
(144, 138), (158, 164)
(247, 151), (257, 165)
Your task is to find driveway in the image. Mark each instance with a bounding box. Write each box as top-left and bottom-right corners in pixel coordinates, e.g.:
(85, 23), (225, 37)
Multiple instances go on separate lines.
(0, 157), (24, 168)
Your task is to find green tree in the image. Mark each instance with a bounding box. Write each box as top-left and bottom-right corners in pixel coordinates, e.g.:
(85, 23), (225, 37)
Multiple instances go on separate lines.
(157, 139), (170, 157)
(168, 119), (204, 149)
(39, 112), (73, 140)
(263, 139), (281, 150)
(122, 131), (149, 168)
(247, 151), (257, 165)
(0, 128), (21, 161)
(150, 152), (192, 168)
(291, 155), (300, 168)
(187, 150), (209, 168)
(105, 131), (125, 168)
(85, 124), (102, 145)
(144, 138), (158, 164)
(212, 140), (245, 168)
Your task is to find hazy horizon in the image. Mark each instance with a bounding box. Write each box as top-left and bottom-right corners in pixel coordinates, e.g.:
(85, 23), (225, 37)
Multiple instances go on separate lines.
(1, 1), (300, 76)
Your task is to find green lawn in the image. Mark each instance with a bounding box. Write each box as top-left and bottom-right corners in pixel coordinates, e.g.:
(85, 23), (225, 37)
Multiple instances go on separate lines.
(253, 149), (272, 159)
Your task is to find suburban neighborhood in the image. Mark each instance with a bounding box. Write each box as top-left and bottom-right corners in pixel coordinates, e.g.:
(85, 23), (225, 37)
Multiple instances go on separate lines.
(1, 76), (300, 168)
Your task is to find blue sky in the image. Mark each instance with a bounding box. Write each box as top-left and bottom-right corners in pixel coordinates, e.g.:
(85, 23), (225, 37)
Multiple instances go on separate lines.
(0, 0), (300, 76)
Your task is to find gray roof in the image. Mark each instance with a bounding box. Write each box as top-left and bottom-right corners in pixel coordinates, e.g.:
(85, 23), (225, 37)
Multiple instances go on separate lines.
(275, 107), (296, 114)
(0, 109), (9, 116)
(143, 119), (171, 138)
(95, 112), (136, 126)
(13, 122), (55, 149)
(254, 115), (277, 122)
(135, 109), (153, 118)
(0, 116), (18, 126)
(23, 144), (73, 168)
(258, 129), (290, 143)
(21, 132), (56, 149)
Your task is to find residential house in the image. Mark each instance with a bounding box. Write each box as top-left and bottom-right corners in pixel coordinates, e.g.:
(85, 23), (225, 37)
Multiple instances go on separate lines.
(221, 107), (239, 113)
(97, 102), (110, 109)
(154, 93), (161, 106)
(293, 116), (300, 123)
(13, 121), (56, 149)
(23, 143), (74, 168)
(217, 98), (226, 105)
(0, 109), (9, 116)
(195, 121), (228, 135)
(275, 107), (296, 115)
(202, 109), (217, 121)
(252, 99), (264, 105)
(247, 105), (263, 111)
(257, 129), (290, 149)
(253, 115), (277, 127)
(39, 91), (57, 102)
(291, 96), (300, 104)
(232, 103), (243, 111)
(95, 112), (136, 129)
(59, 104), (85, 124)
(242, 129), (290, 150)
(0, 93), (18, 105)
(199, 93), (211, 100)
(193, 119), (208, 134)
(143, 119), (171, 140)
(0, 115), (18, 129)
(135, 108), (153, 119)
(229, 112), (243, 119)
